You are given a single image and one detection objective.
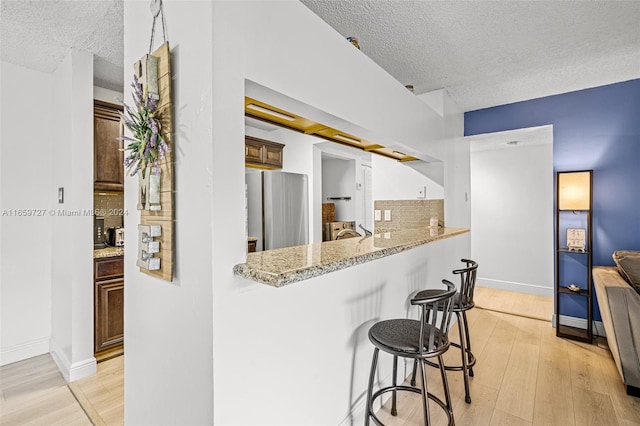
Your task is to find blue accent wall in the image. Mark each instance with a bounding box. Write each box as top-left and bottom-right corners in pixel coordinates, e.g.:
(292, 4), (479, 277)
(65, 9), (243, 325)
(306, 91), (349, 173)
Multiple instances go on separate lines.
(465, 79), (640, 320)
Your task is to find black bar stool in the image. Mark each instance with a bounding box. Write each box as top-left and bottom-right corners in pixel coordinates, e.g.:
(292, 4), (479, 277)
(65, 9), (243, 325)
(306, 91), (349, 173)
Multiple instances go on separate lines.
(365, 280), (457, 426)
(414, 259), (478, 404)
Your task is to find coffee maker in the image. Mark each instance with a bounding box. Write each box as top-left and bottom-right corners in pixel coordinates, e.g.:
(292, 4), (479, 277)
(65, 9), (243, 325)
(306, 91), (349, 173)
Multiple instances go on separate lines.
(115, 227), (124, 246)
(106, 226), (125, 247)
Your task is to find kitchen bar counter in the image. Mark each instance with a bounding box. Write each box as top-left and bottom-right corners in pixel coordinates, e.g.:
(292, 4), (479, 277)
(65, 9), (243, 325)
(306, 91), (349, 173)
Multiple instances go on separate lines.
(233, 226), (469, 287)
(93, 246), (124, 259)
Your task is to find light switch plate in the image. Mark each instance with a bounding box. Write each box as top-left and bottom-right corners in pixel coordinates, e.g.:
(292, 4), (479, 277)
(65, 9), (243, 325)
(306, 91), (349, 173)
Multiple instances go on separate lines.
(384, 210), (391, 221)
(374, 210), (381, 221)
(417, 186), (426, 199)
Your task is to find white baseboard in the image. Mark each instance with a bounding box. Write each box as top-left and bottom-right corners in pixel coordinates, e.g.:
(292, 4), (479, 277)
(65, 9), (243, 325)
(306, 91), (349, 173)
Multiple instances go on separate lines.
(49, 338), (97, 382)
(552, 314), (606, 337)
(476, 278), (554, 297)
(0, 337), (49, 366)
(68, 357), (97, 382)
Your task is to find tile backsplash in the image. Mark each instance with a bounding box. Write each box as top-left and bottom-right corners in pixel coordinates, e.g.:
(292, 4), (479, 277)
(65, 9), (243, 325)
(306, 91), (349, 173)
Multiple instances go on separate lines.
(94, 193), (124, 229)
(374, 199), (444, 229)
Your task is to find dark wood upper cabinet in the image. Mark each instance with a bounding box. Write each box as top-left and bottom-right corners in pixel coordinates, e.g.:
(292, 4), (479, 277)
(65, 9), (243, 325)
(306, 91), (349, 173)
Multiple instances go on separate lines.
(245, 136), (284, 170)
(94, 100), (124, 192)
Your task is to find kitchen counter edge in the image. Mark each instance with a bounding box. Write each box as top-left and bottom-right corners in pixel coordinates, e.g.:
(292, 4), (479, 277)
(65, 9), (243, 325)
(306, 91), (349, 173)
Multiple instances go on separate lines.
(233, 227), (469, 288)
(93, 247), (124, 259)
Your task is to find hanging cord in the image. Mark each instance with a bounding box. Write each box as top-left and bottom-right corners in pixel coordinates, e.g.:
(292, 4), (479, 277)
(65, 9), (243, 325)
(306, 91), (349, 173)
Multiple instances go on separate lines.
(148, 0), (168, 54)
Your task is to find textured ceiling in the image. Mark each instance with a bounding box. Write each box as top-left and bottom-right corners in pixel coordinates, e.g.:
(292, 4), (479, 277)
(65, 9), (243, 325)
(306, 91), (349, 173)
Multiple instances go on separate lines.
(0, 0), (124, 92)
(1, 1), (639, 110)
(301, 0), (640, 111)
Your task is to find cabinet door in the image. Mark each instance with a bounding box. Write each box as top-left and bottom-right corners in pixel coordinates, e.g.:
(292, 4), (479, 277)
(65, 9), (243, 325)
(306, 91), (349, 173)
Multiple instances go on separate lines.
(263, 142), (283, 168)
(95, 277), (124, 353)
(94, 101), (124, 191)
(245, 137), (264, 165)
(245, 136), (284, 169)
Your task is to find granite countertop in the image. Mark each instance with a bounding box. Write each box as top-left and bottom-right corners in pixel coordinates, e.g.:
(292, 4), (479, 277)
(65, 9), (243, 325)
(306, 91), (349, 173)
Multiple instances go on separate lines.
(93, 246), (125, 259)
(233, 227), (469, 287)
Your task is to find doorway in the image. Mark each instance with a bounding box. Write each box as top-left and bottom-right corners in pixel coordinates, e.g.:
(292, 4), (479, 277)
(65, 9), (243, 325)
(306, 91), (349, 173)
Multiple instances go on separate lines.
(469, 125), (554, 297)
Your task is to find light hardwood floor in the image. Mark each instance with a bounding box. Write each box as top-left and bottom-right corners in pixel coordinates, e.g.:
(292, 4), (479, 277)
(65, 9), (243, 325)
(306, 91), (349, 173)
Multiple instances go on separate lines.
(1, 288), (638, 425)
(473, 286), (554, 322)
(374, 298), (640, 425)
(0, 354), (91, 425)
(67, 357), (123, 426)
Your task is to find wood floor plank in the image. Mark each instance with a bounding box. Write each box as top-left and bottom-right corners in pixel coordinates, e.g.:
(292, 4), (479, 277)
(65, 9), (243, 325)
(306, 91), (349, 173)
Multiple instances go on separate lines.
(594, 342), (640, 424)
(533, 334), (575, 426)
(472, 312), (518, 391)
(474, 287), (553, 322)
(451, 382), (499, 426)
(569, 339), (611, 395)
(572, 387), (619, 426)
(68, 382), (108, 426)
(494, 340), (539, 421)
(477, 287), (516, 312)
(0, 385), (90, 426)
(504, 317), (542, 422)
(490, 408), (532, 426)
(69, 355), (124, 426)
(465, 308), (501, 358)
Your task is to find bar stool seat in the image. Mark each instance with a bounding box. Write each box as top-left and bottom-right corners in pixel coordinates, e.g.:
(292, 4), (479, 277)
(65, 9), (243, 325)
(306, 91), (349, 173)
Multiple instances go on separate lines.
(415, 259), (478, 404)
(365, 280), (457, 426)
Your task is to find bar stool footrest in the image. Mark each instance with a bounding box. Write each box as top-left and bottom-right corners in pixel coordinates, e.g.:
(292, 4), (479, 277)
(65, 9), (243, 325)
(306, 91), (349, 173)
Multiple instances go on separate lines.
(424, 341), (476, 371)
(368, 385), (454, 426)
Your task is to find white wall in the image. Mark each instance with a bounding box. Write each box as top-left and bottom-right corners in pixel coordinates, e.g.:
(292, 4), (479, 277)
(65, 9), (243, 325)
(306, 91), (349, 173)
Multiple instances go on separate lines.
(435, 91), (469, 229)
(470, 126), (554, 296)
(49, 49), (96, 381)
(372, 154), (444, 201)
(93, 86), (123, 105)
(317, 141), (373, 232)
(123, 1), (467, 424)
(221, 234), (469, 426)
(370, 88), (467, 231)
(124, 2), (214, 424)
(0, 62), (53, 365)
(1, 52), (100, 379)
(210, 1), (468, 424)
(322, 157), (356, 221)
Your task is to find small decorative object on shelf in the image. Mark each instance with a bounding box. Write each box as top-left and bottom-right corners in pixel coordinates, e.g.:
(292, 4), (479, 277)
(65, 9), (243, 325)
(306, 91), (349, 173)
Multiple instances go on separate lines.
(346, 36), (360, 49)
(568, 284), (581, 293)
(567, 228), (586, 252)
(555, 170), (593, 343)
(405, 84), (414, 93)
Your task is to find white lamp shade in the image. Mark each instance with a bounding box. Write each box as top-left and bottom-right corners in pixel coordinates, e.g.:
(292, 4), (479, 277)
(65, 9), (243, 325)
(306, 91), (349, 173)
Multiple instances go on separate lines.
(558, 171), (591, 210)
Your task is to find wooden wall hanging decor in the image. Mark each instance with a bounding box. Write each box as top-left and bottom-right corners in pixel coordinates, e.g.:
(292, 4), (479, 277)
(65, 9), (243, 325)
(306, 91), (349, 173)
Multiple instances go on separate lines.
(119, 1), (174, 281)
(134, 41), (174, 282)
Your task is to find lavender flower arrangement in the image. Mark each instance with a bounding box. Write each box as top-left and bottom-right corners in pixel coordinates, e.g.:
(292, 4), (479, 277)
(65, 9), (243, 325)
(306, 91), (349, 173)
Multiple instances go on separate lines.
(120, 75), (171, 176)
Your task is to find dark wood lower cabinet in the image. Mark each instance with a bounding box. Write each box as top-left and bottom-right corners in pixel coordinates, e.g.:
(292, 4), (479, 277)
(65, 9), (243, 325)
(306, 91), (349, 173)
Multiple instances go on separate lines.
(94, 256), (124, 356)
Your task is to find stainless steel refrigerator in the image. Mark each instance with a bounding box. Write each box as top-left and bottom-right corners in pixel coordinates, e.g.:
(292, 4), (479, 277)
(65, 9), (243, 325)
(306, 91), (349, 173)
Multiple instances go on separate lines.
(246, 171), (309, 251)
